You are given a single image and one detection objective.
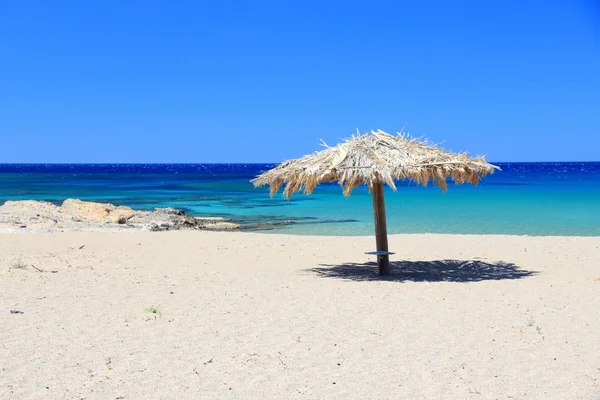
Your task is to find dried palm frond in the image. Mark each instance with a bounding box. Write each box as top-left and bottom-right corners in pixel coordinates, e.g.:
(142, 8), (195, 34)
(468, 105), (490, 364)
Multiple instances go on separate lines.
(252, 130), (499, 198)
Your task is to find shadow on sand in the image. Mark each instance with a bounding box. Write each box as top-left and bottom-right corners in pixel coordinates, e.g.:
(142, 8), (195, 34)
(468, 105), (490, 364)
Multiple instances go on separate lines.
(307, 260), (538, 282)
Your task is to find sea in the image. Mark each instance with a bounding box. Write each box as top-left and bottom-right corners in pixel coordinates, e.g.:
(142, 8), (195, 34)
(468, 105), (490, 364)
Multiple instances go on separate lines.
(0, 163), (598, 236)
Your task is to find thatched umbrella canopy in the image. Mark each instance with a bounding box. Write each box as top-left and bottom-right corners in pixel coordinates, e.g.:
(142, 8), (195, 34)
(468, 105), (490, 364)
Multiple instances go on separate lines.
(251, 130), (499, 274)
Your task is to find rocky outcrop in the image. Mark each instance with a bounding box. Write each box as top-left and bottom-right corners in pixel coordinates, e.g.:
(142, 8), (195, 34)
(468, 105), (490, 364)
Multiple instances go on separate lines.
(60, 199), (137, 224)
(0, 200), (62, 230)
(129, 207), (240, 232)
(0, 199), (241, 233)
(0, 200), (60, 215)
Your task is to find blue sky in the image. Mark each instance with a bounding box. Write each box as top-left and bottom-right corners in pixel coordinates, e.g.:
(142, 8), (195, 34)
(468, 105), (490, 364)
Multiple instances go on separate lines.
(1, 1), (599, 163)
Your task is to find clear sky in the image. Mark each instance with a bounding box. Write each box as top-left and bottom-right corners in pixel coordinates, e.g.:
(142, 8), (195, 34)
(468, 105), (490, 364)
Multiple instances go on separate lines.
(1, 1), (599, 163)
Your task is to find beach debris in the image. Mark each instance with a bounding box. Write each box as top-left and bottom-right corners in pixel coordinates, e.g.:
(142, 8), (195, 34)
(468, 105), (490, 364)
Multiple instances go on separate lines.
(31, 264), (43, 272)
(78, 245), (86, 249)
(277, 352), (288, 369)
(30, 264), (58, 273)
(10, 310), (24, 314)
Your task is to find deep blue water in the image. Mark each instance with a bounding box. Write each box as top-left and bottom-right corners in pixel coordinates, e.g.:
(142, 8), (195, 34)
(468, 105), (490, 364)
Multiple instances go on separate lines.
(0, 163), (599, 236)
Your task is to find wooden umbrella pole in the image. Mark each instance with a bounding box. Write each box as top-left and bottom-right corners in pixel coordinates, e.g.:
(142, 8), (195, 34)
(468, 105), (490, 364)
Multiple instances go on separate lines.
(371, 180), (390, 275)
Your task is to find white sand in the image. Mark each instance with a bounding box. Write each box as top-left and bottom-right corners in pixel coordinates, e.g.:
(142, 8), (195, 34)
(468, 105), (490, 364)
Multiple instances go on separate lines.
(1, 231), (599, 399)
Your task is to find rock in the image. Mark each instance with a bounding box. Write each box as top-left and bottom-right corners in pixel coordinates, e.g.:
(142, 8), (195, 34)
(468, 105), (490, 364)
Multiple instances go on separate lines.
(0, 201), (61, 231)
(160, 208), (185, 216)
(149, 223), (172, 232)
(195, 218), (241, 230)
(130, 208), (197, 229)
(1, 200), (59, 214)
(60, 199), (136, 223)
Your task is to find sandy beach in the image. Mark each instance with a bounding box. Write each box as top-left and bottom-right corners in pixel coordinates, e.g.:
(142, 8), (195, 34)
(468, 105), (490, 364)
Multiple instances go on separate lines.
(0, 231), (598, 399)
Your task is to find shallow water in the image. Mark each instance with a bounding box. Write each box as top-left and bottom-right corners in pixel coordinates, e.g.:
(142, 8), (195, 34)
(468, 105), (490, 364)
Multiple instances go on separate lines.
(0, 163), (599, 236)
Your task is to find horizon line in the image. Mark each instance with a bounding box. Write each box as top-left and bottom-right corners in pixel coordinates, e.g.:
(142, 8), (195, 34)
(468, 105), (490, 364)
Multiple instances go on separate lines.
(0, 161), (599, 165)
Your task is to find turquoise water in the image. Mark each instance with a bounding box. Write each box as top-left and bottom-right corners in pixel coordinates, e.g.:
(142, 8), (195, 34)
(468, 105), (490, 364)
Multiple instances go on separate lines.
(0, 163), (599, 236)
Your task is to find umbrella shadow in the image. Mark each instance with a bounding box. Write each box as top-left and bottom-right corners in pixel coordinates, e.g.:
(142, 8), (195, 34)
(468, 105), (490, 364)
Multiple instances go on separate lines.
(307, 260), (538, 282)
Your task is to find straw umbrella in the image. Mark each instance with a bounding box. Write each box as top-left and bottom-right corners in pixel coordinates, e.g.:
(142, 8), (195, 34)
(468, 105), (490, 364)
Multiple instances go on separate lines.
(251, 130), (499, 275)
